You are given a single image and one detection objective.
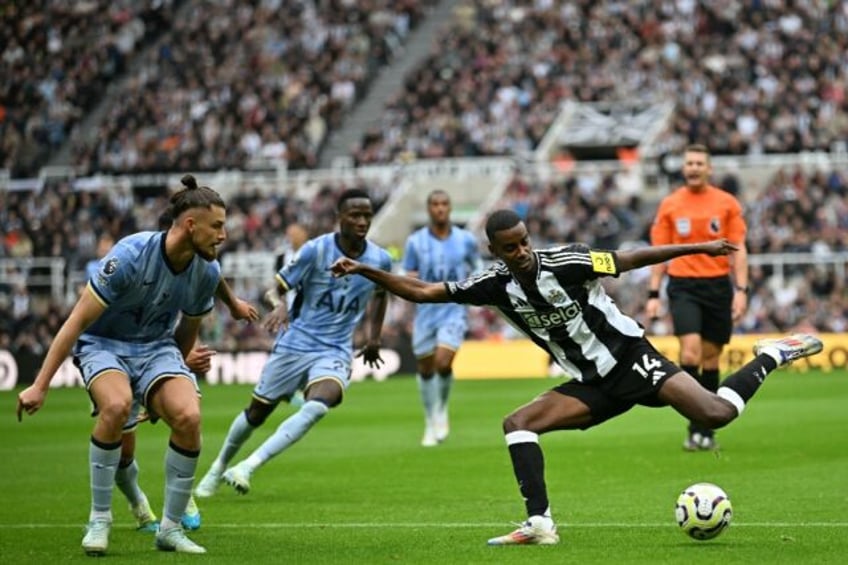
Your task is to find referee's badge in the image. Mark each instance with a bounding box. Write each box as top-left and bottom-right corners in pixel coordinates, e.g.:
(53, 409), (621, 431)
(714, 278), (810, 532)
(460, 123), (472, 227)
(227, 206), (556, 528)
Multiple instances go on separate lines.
(709, 217), (721, 234)
(675, 218), (691, 236)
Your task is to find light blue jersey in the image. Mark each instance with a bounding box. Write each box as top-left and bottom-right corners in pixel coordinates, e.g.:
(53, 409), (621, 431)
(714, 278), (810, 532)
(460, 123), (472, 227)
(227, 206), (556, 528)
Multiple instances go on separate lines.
(74, 231), (221, 414)
(253, 233), (392, 403)
(81, 231), (221, 354)
(85, 259), (100, 283)
(402, 226), (479, 355)
(276, 233), (393, 357)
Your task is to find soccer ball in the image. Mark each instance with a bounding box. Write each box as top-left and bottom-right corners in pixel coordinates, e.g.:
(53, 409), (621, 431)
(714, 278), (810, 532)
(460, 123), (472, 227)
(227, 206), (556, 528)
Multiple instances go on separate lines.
(674, 482), (733, 540)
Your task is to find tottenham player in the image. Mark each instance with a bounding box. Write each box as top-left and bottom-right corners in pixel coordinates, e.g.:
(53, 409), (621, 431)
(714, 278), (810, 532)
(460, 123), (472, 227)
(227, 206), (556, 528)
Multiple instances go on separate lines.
(194, 189), (391, 497)
(402, 190), (480, 446)
(18, 175), (227, 555)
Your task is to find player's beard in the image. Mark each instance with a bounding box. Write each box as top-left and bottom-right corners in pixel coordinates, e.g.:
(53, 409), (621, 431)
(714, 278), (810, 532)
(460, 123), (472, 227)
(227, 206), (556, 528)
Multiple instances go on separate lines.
(193, 236), (218, 261)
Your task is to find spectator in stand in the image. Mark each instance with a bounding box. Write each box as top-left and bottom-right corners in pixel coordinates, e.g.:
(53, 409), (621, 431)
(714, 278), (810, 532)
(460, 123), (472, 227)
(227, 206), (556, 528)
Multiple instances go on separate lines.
(71, 1), (429, 175)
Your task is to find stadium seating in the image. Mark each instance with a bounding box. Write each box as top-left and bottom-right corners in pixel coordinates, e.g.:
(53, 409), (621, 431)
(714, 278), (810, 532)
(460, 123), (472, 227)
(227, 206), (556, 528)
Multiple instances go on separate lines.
(70, 0), (431, 175)
(353, 0), (848, 164)
(0, 0), (179, 177)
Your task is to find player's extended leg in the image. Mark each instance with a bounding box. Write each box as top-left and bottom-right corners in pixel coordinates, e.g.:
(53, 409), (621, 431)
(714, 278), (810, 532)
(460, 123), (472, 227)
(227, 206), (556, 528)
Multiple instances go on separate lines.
(223, 380), (339, 494)
(487, 391), (595, 546)
(195, 398), (277, 498)
(116, 430), (159, 532)
(660, 333), (823, 430)
(433, 345), (459, 443)
(82, 371), (134, 556)
(147, 377), (206, 554)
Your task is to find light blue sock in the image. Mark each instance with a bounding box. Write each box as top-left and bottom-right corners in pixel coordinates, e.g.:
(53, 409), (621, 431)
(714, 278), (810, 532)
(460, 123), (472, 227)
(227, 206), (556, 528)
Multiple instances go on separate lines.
(89, 438), (122, 522)
(416, 374), (439, 423)
(213, 411), (256, 471)
(244, 400), (329, 469)
(161, 442), (198, 529)
(436, 371), (453, 410)
(115, 459), (144, 506)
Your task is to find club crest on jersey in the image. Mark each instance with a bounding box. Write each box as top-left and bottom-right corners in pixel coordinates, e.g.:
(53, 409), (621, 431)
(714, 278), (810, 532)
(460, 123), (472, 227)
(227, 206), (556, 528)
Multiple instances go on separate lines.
(102, 257), (119, 276)
(675, 218), (691, 236)
(546, 289), (566, 304)
(709, 217), (721, 234)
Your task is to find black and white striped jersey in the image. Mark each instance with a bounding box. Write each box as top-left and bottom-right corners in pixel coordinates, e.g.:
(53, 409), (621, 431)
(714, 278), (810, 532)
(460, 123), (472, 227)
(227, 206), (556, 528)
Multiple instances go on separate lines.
(445, 243), (644, 382)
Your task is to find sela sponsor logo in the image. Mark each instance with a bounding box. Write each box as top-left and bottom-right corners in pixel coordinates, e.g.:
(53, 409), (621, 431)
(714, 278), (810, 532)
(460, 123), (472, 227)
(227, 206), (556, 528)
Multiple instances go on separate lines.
(520, 303), (582, 330)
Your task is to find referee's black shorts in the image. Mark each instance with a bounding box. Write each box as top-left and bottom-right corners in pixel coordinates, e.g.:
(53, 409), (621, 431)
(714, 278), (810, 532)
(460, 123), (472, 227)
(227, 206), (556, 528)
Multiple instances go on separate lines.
(666, 275), (734, 344)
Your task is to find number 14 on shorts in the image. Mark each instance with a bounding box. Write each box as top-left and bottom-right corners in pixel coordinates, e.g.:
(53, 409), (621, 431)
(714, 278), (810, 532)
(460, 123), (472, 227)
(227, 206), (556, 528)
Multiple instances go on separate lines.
(632, 354), (667, 385)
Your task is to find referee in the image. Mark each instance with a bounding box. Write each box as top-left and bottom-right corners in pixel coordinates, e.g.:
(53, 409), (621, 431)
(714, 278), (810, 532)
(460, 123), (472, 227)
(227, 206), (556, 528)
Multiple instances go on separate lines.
(645, 144), (749, 451)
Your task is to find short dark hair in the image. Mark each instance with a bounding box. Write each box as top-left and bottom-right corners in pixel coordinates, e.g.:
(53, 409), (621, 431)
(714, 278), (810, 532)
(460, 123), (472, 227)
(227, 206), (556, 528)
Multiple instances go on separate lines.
(684, 144), (710, 156)
(168, 174), (226, 219)
(337, 188), (371, 211)
(485, 209), (522, 242)
(427, 189), (449, 204)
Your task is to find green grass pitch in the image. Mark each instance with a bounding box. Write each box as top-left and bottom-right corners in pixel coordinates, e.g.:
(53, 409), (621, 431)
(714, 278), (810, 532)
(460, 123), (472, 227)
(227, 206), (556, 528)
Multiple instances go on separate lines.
(1, 369), (846, 564)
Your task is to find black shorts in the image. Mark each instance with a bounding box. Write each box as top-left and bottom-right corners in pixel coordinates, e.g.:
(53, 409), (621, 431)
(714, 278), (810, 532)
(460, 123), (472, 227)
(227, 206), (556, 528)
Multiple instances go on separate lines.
(552, 339), (682, 429)
(666, 275), (733, 344)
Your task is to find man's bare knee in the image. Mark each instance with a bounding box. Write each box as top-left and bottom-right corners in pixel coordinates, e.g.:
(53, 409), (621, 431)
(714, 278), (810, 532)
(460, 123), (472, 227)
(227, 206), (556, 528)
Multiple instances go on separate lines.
(169, 406), (201, 435)
(99, 397), (132, 428)
(502, 411), (530, 433)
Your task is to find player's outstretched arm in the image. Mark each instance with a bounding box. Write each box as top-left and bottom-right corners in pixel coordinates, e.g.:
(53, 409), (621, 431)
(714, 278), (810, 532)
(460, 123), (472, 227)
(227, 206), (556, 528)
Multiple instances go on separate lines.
(617, 239), (738, 273)
(215, 278), (259, 321)
(330, 258), (450, 303)
(17, 289), (106, 421)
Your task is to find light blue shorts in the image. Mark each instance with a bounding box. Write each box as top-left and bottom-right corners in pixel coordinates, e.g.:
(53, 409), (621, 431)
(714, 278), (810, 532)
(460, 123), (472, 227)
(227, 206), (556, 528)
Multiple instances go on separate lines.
(253, 348), (351, 404)
(412, 315), (468, 358)
(74, 341), (198, 428)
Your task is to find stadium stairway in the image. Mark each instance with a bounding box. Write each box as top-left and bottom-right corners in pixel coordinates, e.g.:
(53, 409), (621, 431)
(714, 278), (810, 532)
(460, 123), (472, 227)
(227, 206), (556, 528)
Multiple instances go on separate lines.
(46, 1), (194, 170)
(318, 0), (460, 169)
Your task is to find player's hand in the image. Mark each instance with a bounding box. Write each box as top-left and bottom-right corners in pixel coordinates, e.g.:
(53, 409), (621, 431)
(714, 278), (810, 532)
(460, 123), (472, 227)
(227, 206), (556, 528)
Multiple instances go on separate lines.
(262, 304), (289, 333)
(356, 341), (384, 369)
(17, 385), (46, 422)
(330, 258), (360, 277)
(702, 239), (738, 256)
(230, 298), (260, 322)
(185, 344), (215, 373)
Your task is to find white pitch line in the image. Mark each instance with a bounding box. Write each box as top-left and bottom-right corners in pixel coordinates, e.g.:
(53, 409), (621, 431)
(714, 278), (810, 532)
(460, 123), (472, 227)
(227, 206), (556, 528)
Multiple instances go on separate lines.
(4, 522), (848, 529)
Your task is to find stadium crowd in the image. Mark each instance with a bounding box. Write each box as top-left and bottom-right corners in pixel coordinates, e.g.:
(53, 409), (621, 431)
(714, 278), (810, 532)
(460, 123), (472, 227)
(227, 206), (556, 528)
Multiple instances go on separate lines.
(2, 165), (847, 358)
(9, 2), (848, 179)
(69, 0), (430, 175)
(353, 0), (848, 165)
(1, 0), (181, 178)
